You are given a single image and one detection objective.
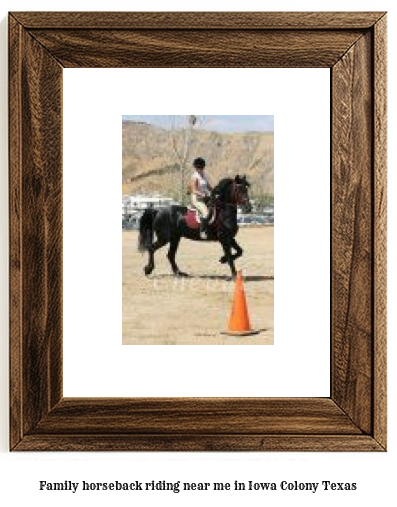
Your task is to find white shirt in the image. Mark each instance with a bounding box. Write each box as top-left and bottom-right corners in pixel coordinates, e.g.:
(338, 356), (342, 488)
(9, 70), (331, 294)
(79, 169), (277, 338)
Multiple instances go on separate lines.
(192, 170), (210, 197)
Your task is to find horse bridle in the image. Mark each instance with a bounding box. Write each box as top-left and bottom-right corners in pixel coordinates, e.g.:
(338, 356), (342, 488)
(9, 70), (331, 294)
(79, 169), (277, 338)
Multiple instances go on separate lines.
(232, 182), (250, 206)
(210, 182), (249, 208)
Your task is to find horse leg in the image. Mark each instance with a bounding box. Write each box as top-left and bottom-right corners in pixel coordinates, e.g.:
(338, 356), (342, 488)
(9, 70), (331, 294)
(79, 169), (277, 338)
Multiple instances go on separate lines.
(219, 253), (228, 264)
(144, 238), (167, 275)
(167, 237), (188, 277)
(219, 238), (243, 263)
(230, 237), (243, 261)
(220, 240), (236, 277)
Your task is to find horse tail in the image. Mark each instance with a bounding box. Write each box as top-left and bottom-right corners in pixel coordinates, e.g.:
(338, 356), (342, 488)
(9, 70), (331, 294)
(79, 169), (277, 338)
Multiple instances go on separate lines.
(138, 208), (158, 252)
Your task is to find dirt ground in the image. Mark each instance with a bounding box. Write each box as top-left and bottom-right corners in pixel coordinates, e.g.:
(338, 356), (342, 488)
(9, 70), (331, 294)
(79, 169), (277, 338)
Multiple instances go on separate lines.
(123, 226), (274, 345)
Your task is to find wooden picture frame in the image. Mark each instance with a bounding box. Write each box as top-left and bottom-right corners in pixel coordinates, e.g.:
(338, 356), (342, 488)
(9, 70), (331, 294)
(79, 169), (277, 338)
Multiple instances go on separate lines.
(9, 11), (387, 451)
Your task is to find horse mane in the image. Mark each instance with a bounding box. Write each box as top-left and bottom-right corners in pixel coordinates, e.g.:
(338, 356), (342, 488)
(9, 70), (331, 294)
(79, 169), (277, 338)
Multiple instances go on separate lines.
(212, 178), (233, 199)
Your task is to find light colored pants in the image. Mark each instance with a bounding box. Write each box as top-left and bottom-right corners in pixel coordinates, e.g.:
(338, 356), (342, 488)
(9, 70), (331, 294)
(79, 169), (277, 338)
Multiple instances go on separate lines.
(191, 194), (209, 219)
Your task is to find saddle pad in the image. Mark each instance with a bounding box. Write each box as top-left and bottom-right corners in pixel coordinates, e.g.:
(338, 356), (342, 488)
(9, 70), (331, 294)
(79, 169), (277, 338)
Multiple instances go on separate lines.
(185, 209), (200, 229)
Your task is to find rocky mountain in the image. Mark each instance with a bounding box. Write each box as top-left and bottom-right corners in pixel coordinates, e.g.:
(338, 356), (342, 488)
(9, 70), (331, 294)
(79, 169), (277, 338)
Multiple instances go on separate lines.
(122, 120), (274, 203)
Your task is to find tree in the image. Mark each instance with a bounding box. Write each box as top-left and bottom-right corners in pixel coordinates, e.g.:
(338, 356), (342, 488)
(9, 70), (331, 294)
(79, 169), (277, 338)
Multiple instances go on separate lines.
(169, 115), (204, 204)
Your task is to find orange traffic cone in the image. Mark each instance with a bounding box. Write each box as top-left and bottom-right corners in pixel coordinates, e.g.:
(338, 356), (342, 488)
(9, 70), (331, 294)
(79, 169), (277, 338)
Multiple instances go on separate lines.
(222, 271), (260, 336)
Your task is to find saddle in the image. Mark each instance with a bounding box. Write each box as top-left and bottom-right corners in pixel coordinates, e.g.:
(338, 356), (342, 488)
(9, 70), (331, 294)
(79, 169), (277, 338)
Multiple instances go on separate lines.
(185, 205), (216, 230)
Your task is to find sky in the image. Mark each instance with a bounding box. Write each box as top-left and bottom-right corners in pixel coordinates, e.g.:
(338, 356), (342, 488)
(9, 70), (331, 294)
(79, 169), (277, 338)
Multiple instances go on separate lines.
(122, 115), (274, 133)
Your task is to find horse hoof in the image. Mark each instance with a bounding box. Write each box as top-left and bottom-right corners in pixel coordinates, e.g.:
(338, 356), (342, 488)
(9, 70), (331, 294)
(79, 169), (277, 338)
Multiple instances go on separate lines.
(144, 266), (153, 276)
(176, 271), (189, 278)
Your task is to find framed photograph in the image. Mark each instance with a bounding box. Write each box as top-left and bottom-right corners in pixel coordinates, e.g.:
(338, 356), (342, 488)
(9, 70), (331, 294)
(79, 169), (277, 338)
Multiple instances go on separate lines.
(121, 114), (275, 346)
(9, 11), (387, 451)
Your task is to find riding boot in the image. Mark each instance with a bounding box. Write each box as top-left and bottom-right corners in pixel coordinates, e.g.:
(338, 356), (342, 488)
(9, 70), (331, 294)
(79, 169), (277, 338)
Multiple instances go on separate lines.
(200, 217), (209, 238)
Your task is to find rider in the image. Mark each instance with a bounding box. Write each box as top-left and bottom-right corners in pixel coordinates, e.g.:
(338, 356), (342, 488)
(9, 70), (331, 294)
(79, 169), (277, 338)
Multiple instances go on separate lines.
(190, 157), (213, 237)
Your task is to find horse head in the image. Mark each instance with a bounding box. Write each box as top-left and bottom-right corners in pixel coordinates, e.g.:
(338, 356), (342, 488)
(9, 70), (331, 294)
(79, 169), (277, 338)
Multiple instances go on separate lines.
(212, 176), (252, 212)
(234, 175), (252, 212)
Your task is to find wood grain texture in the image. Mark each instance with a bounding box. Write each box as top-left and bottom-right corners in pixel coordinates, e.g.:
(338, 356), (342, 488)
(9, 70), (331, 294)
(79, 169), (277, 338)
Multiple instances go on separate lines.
(27, 29), (364, 68)
(9, 14), (23, 451)
(332, 32), (373, 434)
(11, 11), (386, 29)
(8, 11), (387, 452)
(9, 16), (63, 447)
(32, 398), (362, 435)
(14, 435), (383, 452)
(373, 14), (387, 450)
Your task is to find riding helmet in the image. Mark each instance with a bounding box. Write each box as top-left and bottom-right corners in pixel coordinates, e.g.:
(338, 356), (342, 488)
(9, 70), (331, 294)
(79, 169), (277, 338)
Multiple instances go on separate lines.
(193, 157), (206, 169)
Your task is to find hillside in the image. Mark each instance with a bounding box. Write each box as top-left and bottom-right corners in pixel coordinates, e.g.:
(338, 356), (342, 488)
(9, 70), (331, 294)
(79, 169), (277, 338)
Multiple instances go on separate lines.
(122, 120), (274, 203)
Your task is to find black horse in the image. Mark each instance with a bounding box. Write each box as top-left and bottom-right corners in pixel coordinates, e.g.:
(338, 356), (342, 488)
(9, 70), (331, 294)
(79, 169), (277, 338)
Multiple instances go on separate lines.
(138, 175), (251, 277)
